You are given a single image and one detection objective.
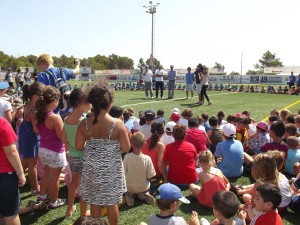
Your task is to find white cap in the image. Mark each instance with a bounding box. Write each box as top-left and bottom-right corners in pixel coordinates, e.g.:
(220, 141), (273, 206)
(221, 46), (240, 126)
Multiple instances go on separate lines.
(165, 121), (176, 132)
(222, 124), (236, 137)
(171, 108), (180, 114)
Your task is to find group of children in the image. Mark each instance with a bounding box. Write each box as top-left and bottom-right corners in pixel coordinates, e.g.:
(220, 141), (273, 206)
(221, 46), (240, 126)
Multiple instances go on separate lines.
(2, 77), (300, 225)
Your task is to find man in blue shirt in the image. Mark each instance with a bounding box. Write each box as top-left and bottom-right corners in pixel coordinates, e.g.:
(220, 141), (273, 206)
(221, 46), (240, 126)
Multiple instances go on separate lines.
(185, 67), (194, 99)
(36, 54), (80, 116)
(167, 65), (176, 99)
(289, 71), (295, 88)
(214, 124), (244, 177)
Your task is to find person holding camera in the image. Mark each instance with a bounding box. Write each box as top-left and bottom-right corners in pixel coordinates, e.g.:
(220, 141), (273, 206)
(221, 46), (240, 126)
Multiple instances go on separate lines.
(143, 65), (153, 99)
(36, 54), (80, 117)
(194, 64), (203, 104)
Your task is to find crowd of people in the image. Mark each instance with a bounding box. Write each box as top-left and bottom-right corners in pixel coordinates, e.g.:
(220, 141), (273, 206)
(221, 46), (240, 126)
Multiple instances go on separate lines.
(1, 54), (300, 225)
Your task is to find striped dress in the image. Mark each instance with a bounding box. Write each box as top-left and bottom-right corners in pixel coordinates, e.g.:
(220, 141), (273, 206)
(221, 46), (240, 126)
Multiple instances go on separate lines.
(80, 118), (126, 205)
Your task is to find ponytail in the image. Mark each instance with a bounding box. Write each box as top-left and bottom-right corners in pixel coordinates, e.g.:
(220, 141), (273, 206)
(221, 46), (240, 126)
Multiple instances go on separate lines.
(149, 131), (159, 150)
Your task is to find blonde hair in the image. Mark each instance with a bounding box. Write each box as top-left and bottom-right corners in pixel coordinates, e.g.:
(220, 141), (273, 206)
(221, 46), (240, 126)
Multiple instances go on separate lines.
(36, 53), (54, 66)
(279, 108), (291, 120)
(130, 132), (145, 149)
(295, 115), (300, 124)
(199, 150), (215, 167)
(266, 150), (285, 171)
(252, 153), (279, 186)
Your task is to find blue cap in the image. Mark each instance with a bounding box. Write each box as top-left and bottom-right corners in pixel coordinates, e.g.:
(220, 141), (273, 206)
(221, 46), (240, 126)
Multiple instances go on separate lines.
(0, 82), (9, 90)
(156, 183), (190, 204)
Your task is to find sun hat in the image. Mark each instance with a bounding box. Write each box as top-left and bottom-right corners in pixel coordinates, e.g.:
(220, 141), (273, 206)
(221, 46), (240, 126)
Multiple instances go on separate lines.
(0, 82), (9, 90)
(165, 121), (176, 133)
(156, 183), (190, 204)
(256, 121), (268, 131)
(171, 108), (180, 114)
(222, 123), (236, 137)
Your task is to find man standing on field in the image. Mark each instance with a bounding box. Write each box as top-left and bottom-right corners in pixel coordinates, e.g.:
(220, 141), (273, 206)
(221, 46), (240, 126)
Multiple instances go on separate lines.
(155, 66), (164, 99)
(167, 65), (176, 99)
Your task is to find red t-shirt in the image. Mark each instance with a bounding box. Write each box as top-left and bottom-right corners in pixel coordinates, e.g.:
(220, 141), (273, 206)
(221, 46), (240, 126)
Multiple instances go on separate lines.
(185, 128), (207, 153)
(250, 210), (283, 225)
(0, 118), (18, 173)
(164, 140), (198, 184)
(142, 139), (161, 177)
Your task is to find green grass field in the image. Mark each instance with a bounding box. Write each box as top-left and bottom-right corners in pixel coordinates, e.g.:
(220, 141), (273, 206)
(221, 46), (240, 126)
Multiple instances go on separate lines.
(19, 87), (300, 225)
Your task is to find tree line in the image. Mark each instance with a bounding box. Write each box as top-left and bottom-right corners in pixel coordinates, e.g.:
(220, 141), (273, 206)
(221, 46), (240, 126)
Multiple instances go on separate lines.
(0, 50), (283, 75)
(0, 51), (134, 73)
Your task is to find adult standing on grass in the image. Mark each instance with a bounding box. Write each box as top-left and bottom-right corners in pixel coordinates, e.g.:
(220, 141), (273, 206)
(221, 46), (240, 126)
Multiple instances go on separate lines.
(76, 83), (130, 225)
(143, 65), (153, 99)
(36, 53), (80, 117)
(289, 71), (295, 88)
(5, 68), (14, 87)
(0, 117), (26, 225)
(154, 65), (164, 99)
(167, 65), (176, 99)
(194, 64), (203, 104)
(185, 67), (194, 99)
(199, 66), (212, 105)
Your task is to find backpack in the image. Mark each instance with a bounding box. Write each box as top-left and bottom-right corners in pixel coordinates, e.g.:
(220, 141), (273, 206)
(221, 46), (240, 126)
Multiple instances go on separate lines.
(45, 68), (72, 115)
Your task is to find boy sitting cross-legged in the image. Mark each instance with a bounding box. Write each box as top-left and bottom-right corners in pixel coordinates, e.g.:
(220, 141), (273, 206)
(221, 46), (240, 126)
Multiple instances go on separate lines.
(123, 132), (156, 206)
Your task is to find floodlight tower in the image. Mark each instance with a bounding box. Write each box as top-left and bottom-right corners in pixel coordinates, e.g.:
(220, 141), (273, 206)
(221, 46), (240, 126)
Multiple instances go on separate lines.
(143, 1), (160, 72)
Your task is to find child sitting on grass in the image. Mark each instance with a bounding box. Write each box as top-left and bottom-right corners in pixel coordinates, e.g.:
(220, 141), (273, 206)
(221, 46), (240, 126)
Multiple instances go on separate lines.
(206, 116), (224, 154)
(239, 184), (283, 225)
(266, 150), (292, 212)
(285, 136), (300, 175)
(261, 121), (288, 156)
(124, 132), (156, 206)
(248, 121), (270, 155)
(236, 153), (279, 208)
(139, 183), (190, 225)
(189, 150), (229, 208)
(189, 191), (243, 225)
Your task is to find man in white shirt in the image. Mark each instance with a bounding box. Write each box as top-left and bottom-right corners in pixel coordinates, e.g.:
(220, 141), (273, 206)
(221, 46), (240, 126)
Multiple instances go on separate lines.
(143, 65), (153, 99)
(154, 66), (164, 99)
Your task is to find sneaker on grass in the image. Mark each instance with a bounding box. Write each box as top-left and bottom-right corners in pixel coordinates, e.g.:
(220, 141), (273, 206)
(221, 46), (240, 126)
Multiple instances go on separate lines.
(48, 198), (66, 209)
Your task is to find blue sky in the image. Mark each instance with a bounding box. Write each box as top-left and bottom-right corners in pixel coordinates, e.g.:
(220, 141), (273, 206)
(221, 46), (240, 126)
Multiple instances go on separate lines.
(1, 0), (299, 73)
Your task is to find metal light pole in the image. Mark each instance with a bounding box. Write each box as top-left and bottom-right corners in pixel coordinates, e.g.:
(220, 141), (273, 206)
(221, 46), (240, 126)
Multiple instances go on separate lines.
(143, 1), (160, 72)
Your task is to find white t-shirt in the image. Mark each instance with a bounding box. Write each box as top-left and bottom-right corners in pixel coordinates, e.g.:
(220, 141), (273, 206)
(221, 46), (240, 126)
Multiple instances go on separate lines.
(0, 97), (12, 118)
(143, 70), (153, 82)
(138, 124), (152, 140)
(6, 73), (13, 82)
(160, 133), (175, 146)
(123, 153), (156, 193)
(155, 69), (164, 82)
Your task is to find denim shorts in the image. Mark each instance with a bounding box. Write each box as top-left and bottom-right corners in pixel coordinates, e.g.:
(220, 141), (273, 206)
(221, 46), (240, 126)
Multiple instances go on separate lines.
(39, 147), (67, 168)
(68, 156), (83, 175)
(0, 173), (20, 217)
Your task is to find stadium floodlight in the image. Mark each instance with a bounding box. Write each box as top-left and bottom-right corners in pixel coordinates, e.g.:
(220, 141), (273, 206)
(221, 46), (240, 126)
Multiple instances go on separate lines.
(143, 1), (160, 72)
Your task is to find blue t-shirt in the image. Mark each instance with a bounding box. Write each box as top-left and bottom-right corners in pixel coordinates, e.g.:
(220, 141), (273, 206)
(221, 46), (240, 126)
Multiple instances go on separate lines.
(37, 67), (74, 114)
(285, 148), (300, 175)
(185, 72), (194, 84)
(289, 74), (295, 83)
(215, 139), (244, 177)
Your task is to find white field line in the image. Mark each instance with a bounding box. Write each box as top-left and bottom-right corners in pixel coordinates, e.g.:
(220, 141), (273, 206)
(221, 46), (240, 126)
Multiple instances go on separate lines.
(121, 92), (239, 107)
